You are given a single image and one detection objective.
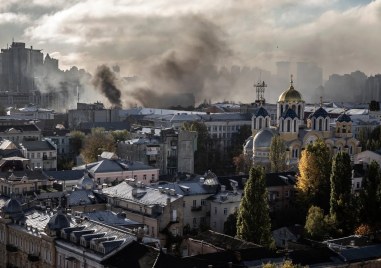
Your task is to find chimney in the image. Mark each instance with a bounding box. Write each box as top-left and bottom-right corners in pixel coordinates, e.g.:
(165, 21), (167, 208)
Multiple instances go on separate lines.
(132, 188), (137, 197)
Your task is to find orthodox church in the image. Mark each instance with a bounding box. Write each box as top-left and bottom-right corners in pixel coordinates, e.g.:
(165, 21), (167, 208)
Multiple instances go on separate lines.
(244, 75), (361, 170)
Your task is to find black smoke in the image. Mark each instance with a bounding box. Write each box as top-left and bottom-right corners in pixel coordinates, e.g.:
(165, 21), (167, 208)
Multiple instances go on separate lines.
(92, 65), (122, 108)
(126, 15), (233, 108)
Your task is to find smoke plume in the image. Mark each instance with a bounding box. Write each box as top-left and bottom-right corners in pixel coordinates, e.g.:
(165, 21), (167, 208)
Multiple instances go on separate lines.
(92, 65), (122, 108)
(125, 15), (233, 108)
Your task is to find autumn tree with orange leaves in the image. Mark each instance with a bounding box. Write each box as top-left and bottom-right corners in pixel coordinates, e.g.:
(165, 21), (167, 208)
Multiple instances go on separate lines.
(296, 139), (332, 212)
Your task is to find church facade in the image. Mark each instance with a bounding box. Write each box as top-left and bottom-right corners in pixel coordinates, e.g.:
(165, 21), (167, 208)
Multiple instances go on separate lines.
(244, 76), (361, 170)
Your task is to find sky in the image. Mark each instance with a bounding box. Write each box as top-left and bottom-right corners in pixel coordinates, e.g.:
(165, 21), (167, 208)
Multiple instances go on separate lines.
(0, 0), (379, 98)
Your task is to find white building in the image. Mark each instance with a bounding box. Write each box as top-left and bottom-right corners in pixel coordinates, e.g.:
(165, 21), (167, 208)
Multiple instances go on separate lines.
(20, 139), (57, 170)
(209, 186), (242, 233)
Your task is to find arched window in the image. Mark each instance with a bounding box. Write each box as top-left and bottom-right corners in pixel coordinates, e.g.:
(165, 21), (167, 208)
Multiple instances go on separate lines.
(287, 120), (291, 132)
(325, 118), (328, 131)
(280, 105), (283, 116)
(313, 118), (316, 130)
(259, 118), (262, 129)
(319, 119), (322, 131)
(253, 118), (256, 129)
(294, 120), (297, 132)
(265, 118), (269, 127)
(281, 120), (284, 132)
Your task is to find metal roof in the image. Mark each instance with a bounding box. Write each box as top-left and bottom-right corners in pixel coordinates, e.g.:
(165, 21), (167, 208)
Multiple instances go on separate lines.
(102, 181), (182, 207)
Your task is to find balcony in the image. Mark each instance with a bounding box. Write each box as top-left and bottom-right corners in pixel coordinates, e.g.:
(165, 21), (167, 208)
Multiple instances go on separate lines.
(191, 206), (202, 212)
(6, 244), (18, 253)
(43, 156), (56, 160)
(28, 254), (39, 262)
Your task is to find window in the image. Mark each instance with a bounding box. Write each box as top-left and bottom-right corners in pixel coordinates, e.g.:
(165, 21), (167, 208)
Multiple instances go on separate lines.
(214, 207), (217, 214)
(223, 208), (227, 215)
(287, 120), (290, 132)
(143, 175), (147, 180)
(152, 174), (155, 181)
(37, 153), (41, 158)
(319, 119), (322, 131)
(152, 227), (155, 236)
(193, 217), (197, 227)
(201, 199), (206, 206)
(31, 153), (35, 158)
(192, 200), (197, 207)
(183, 201), (186, 207)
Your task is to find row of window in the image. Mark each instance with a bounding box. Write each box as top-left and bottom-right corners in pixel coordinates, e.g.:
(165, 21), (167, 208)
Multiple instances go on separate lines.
(207, 125), (243, 133)
(27, 151), (55, 159)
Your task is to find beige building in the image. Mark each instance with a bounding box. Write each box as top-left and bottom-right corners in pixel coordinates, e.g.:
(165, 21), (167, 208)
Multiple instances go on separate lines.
(153, 171), (219, 231)
(209, 187), (242, 233)
(20, 139), (57, 170)
(0, 170), (53, 197)
(102, 180), (184, 243)
(73, 158), (159, 186)
(246, 76), (361, 169)
(0, 123), (41, 142)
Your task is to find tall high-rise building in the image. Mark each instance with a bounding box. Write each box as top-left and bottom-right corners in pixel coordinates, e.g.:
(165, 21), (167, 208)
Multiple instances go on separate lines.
(276, 61), (290, 80)
(0, 42), (44, 92)
(296, 62), (323, 103)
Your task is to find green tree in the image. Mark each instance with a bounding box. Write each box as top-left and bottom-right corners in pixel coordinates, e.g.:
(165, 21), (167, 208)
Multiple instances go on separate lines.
(81, 128), (116, 163)
(330, 152), (353, 235)
(69, 130), (85, 157)
(110, 130), (131, 142)
(236, 166), (273, 247)
(296, 139), (332, 212)
(223, 211), (238, 236)
(269, 135), (287, 173)
(304, 206), (332, 240)
(358, 161), (381, 231)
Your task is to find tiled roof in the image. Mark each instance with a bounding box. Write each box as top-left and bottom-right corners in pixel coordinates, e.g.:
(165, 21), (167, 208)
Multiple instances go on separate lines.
(20, 140), (56, 151)
(0, 170), (48, 181)
(281, 108), (298, 119)
(309, 107), (329, 119)
(82, 210), (140, 226)
(337, 113), (352, 122)
(254, 106), (269, 117)
(44, 170), (85, 181)
(153, 179), (218, 196)
(67, 189), (103, 206)
(0, 124), (40, 133)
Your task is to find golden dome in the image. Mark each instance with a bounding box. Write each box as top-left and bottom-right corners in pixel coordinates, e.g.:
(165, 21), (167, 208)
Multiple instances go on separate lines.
(278, 75), (303, 102)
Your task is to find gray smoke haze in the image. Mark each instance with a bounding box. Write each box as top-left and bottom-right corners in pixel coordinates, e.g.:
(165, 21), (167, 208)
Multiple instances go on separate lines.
(3, 0), (380, 106)
(92, 65), (122, 108)
(124, 15), (233, 108)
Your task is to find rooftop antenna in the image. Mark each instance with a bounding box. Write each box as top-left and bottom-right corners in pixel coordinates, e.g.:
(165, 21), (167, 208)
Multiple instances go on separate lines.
(254, 72), (267, 104)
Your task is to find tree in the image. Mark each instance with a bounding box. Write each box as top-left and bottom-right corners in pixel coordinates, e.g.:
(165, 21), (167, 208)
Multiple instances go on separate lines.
(81, 128), (116, 163)
(110, 130), (131, 142)
(236, 166), (273, 247)
(358, 161), (381, 231)
(329, 152), (354, 235)
(69, 130), (85, 157)
(223, 211), (237, 237)
(233, 153), (252, 174)
(296, 139), (332, 212)
(304, 206), (332, 240)
(269, 135), (287, 173)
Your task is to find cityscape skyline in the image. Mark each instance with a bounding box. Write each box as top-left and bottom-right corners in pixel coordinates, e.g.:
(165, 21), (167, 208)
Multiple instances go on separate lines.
(0, 0), (379, 78)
